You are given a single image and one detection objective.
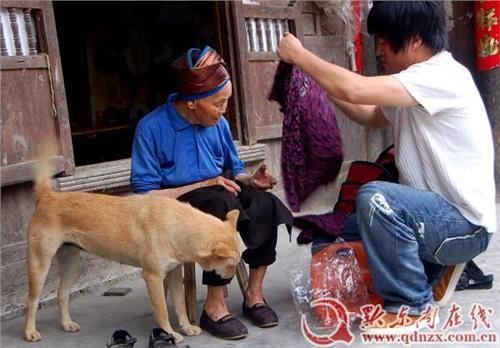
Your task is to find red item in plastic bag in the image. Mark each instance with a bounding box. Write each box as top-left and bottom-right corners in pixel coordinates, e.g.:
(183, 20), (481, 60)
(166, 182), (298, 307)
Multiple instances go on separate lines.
(310, 241), (383, 327)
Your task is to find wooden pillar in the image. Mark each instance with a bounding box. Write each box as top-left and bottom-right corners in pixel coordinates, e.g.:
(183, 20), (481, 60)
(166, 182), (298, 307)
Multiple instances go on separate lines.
(0, 16), (8, 56)
(183, 262), (197, 323)
(23, 8), (38, 55)
(8, 8), (23, 56)
(473, 1), (500, 187)
(235, 259), (249, 296)
(478, 69), (500, 187)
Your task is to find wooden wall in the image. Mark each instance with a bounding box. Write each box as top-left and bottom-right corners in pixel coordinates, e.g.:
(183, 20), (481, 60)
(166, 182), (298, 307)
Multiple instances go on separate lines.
(0, 1), (388, 320)
(299, 1), (390, 162)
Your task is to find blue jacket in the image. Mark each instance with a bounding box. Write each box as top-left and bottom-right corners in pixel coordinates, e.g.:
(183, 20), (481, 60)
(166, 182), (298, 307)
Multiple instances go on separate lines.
(130, 94), (244, 193)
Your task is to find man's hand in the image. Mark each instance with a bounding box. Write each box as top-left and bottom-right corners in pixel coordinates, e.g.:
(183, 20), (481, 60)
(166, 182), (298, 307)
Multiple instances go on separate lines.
(208, 176), (241, 196)
(249, 164), (277, 191)
(277, 32), (304, 64)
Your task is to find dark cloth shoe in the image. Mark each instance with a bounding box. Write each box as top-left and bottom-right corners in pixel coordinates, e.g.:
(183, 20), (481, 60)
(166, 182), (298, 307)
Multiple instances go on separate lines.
(200, 310), (248, 340)
(148, 327), (176, 347)
(106, 329), (137, 347)
(242, 299), (279, 328)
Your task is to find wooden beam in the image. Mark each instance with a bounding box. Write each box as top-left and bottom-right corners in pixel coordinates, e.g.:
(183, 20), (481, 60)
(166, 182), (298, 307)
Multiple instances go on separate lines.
(1, 1), (44, 9)
(54, 144), (268, 193)
(0, 155), (65, 187)
(242, 5), (297, 19)
(0, 144), (268, 190)
(0, 55), (48, 70)
(248, 51), (279, 62)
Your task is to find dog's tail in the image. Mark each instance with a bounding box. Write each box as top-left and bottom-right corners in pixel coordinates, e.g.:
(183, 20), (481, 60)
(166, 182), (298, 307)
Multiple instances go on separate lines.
(34, 142), (59, 197)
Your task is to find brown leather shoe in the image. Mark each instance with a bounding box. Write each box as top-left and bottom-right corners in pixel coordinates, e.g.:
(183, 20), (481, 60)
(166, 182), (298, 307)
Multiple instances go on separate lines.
(199, 310), (248, 340)
(433, 263), (466, 307)
(242, 300), (279, 328)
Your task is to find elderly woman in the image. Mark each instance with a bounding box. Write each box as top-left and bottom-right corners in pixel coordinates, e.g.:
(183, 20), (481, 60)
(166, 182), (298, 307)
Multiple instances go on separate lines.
(130, 47), (292, 340)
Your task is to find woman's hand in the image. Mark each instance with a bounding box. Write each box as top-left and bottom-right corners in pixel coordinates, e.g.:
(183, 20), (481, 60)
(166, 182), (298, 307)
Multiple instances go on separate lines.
(249, 164), (277, 191)
(277, 32), (304, 64)
(208, 176), (241, 196)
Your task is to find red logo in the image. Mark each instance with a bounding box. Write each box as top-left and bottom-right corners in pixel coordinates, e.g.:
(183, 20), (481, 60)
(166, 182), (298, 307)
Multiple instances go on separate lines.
(301, 297), (355, 346)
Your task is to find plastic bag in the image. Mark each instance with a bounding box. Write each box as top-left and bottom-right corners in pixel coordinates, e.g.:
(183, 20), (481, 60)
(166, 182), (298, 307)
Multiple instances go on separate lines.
(310, 241), (368, 327)
(288, 238), (382, 329)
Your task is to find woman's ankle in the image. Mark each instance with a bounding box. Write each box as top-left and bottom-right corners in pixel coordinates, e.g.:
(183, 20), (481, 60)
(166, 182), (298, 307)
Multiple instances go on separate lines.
(244, 288), (264, 307)
(205, 288), (230, 320)
(204, 302), (230, 321)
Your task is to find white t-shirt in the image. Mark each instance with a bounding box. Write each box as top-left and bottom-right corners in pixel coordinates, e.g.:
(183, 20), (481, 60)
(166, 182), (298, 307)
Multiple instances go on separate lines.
(381, 51), (496, 232)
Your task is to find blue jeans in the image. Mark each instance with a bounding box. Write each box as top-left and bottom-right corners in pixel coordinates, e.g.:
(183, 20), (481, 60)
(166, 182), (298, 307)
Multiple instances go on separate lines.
(356, 181), (492, 315)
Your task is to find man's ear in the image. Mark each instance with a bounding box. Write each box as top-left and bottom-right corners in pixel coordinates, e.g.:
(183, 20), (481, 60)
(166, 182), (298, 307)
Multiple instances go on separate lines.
(409, 36), (423, 50)
(212, 241), (235, 259)
(187, 100), (196, 110)
(225, 209), (239, 230)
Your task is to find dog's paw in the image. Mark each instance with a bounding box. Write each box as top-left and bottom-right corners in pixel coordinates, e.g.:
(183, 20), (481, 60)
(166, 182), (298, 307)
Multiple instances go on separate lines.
(172, 331), (184, 344)
(25, 329), (42, 342)
(181, 324), (202, 336)
(62, 320), (80, 332)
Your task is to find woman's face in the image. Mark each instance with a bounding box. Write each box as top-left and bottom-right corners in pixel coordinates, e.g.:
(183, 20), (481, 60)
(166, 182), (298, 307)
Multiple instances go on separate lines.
(190, 81), (233, 126)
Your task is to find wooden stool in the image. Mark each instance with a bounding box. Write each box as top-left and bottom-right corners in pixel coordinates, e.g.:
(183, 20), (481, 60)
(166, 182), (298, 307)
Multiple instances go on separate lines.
(182, 260), (249, 323)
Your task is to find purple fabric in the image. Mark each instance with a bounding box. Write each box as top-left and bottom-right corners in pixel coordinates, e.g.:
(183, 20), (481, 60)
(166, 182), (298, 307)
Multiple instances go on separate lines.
(294, 210), (350, 244)
(270, 63), (343, 212)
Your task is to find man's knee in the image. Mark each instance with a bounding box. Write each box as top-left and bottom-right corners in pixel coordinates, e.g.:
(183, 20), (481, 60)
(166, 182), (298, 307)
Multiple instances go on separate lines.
(355, 181), (397, 230)
(356, 181), (390, 211)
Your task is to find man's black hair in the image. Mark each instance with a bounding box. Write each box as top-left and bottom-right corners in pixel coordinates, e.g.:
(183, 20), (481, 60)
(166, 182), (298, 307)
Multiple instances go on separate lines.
(367, 1), (447, 54)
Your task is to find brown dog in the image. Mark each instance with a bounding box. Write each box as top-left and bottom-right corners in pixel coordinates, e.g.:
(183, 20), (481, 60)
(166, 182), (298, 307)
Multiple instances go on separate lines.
(24, 158), (241, 343)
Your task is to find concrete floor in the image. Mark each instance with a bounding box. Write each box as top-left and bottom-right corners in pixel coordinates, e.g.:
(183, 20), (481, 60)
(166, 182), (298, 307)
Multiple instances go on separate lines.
(2, 201), (499, 348)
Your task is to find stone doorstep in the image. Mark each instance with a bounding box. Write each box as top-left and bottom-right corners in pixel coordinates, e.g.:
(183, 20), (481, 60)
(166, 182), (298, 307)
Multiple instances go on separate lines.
(1, 271), (142, 322)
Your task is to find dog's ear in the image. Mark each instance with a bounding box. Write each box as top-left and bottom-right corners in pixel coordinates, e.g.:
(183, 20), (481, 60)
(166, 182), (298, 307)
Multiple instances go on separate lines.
(225, 209), (239, 230)
(212, 241), (236, 259)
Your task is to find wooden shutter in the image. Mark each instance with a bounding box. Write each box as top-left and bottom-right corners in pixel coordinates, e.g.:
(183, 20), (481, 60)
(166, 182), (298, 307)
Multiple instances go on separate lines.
(1, 0), (74, 186)
(230, 1), (302, 144)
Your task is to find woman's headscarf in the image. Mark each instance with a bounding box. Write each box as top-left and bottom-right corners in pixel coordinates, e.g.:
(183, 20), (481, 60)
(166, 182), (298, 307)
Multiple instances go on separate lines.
(171, 46), (230, 100)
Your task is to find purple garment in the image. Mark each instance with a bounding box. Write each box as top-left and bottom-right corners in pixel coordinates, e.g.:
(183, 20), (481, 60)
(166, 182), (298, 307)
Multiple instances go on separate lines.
(294, 210), (350, 244)
(270, 63), (343, 212)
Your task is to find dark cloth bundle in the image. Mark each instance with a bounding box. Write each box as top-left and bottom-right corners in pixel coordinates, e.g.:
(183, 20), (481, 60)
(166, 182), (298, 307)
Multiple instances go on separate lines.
(178, 183), (293, 254)
(178, 182), (293, 286)
(269, 62), (343, 212)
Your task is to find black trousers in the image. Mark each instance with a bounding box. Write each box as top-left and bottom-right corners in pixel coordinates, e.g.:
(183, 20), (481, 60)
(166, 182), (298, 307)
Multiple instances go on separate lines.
(177, 183), (292, 286)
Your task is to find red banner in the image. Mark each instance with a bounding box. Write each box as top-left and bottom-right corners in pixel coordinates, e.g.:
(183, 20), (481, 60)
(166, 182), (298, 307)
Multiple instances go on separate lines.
(475, 0), (500, 71)
(353, 0), (363, 73)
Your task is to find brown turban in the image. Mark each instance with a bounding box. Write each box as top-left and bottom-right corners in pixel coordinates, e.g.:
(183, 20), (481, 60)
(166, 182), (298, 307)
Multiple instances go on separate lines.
(171, 46), (230, 100)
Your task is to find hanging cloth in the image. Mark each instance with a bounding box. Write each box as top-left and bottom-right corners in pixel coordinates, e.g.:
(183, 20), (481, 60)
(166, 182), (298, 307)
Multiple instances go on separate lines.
(269, 62), (343, 212)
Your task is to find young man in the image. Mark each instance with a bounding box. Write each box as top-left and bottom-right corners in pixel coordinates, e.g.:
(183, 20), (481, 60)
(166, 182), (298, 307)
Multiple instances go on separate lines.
(278, 1), (495, 333)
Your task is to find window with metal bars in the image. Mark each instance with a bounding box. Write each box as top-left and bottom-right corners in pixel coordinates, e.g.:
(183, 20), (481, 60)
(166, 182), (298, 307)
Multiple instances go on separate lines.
(0, 7), (40, 56)
(245, 18), (289, 52)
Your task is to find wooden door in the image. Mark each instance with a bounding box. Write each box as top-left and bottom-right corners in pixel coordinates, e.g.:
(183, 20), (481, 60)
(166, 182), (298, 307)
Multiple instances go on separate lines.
(1, 0), (74, 186)
(230, 0), (303, 144)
